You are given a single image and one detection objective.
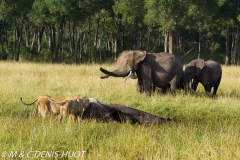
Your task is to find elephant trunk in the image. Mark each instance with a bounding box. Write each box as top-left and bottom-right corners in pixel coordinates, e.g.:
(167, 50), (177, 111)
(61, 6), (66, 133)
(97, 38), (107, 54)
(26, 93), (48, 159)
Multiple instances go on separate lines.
(100, 67), (131, 78)
(100, 74), (110, 79)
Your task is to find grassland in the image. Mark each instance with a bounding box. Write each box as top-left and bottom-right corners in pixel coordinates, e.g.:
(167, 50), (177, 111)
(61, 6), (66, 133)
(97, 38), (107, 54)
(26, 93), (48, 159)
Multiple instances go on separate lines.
(0, 61), (240, 160)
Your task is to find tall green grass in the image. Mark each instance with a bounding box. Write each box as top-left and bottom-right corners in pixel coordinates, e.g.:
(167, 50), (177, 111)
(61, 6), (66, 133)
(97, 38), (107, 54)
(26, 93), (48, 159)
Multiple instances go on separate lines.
(0, 62), (240, 159)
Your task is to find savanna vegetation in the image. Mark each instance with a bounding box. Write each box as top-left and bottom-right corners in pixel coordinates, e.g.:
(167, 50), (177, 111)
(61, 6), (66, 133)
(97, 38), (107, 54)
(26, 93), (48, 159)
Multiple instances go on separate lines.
(0, 0), (240, 65)
(0, 62), (240, 159)
(1, 0), (240, 159)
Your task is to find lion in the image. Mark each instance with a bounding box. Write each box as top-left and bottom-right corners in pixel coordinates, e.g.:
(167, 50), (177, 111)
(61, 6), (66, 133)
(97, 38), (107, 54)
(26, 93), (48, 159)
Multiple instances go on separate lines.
(48, 96), (90, 122)
(20, 95), (81, 118)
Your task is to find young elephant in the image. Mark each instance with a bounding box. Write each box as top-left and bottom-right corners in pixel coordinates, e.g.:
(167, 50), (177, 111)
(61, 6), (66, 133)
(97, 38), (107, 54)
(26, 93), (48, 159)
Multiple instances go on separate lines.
(20, 95), (63, 117)
(48, 96), (90, 122)
(184, 59), (222, 96)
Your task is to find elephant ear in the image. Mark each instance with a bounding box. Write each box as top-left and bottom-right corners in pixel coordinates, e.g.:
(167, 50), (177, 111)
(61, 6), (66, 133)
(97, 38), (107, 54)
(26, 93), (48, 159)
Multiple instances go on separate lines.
(195, 59), (204, 76)
(134, 50), (146, 63)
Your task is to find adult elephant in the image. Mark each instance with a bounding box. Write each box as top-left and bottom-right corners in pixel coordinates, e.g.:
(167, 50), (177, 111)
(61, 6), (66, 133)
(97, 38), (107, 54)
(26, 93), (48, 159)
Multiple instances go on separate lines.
(184, 59), (222, 96)
(100, 50), (183, 96)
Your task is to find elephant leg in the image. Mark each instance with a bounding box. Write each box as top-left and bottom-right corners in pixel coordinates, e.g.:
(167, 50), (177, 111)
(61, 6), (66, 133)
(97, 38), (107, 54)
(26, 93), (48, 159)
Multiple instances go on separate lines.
(136, 78), (144, 93)
(203, 83), (211, 96)
(169, 77), (179, 96)
(191, 79), (198, 91)
(183, 82), (191, 93)
(155, 86), (167, 95)
(212, 87), (218, 97)
(191, 83), (198, 93)
(213, 79), (221, 96)
(160, 85), (171, 94)
(145, 90), (152, 96)
(136, 83), (144, 93)
(152, 85), (156, 92)
(142, 80), (152, 96)
(170, 85), (176, 96)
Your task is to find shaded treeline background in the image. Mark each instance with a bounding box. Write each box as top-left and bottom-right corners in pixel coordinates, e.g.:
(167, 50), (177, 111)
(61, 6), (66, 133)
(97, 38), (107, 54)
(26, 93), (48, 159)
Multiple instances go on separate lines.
(0, 0), (239, 64)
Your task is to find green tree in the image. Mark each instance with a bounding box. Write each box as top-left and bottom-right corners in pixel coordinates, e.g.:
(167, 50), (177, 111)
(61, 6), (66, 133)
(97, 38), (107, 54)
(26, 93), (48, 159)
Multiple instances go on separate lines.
(144, 0), (185, 53)
(0, 0), (33, 61)
(113, 0), (146, 52)
(216, 0), (240, 65)
(31, 0), (75, 63)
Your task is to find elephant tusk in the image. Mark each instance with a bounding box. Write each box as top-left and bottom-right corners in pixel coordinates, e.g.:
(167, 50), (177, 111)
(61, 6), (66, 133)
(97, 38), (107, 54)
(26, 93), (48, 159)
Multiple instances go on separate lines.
(124, 70), (132, 83)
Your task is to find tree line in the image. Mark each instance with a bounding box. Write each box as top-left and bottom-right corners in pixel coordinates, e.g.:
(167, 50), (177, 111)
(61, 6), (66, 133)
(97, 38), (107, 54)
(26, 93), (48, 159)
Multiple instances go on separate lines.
(0, 0), (239, 65)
